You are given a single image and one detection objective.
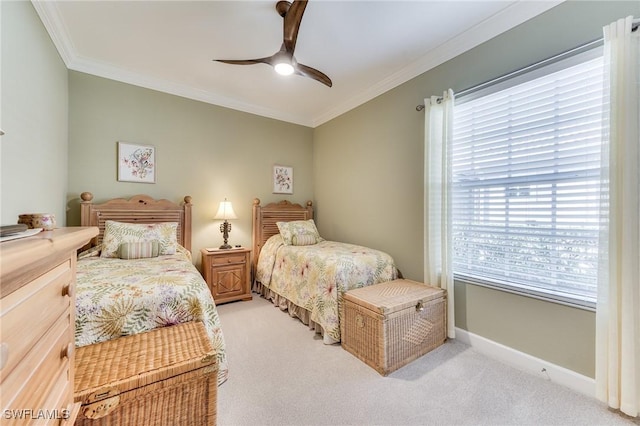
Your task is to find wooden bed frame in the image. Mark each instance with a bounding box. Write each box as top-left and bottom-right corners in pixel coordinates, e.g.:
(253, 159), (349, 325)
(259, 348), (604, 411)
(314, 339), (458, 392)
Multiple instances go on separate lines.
(251, 198), (313, 275)
(80, 192), (193, 252)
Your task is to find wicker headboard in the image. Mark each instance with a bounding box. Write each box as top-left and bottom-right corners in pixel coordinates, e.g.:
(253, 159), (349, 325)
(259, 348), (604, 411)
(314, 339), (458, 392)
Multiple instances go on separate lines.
(251, 198), (313, 275)
(79, 192), (193, 252)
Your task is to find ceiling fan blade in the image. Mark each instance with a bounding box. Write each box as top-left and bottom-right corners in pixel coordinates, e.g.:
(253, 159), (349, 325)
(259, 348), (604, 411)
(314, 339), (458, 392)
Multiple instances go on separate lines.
(295, 63), (332, 87)
(215, 1), (331, 88)
(283, 0), (307, 53)
(214, 57), (274, 66)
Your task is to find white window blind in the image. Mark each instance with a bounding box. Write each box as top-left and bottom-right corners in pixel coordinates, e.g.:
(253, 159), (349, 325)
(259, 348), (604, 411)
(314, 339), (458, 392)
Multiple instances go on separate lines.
(451, 54), (604, 308)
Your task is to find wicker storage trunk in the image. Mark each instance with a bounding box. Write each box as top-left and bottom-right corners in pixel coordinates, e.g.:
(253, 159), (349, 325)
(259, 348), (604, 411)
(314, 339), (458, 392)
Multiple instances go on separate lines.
(341, 279), (446, 375)
(74, 322), (217, 426)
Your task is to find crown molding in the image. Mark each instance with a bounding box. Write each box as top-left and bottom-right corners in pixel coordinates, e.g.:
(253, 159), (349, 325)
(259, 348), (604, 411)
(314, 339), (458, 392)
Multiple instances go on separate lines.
(31, 1), (74, 66)
(311, 0), (564, 127)
(32, 0), (562, 129)
(31, 0), (313, 127)
(69, 55), (314, 127)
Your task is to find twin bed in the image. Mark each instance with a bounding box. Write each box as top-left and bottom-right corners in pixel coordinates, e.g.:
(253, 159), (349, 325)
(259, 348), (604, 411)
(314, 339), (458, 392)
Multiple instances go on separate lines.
(251, 198), (398, 343)
(74, 193), (396, 388)
(76, 192), (228, 384)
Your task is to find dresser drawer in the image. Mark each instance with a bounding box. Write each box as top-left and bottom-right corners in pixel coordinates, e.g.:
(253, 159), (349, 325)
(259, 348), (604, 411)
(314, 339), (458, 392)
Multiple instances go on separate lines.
(0, 260), (71, 381)
(1, 310), (72, 412)
(40, 362), (77, 425)
(210, 253), (246, 266)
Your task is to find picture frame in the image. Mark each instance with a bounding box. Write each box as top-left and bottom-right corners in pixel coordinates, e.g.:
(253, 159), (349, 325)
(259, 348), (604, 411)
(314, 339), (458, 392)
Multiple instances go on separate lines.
(273, 165), (293, 194)
(117, 142), (156, 183)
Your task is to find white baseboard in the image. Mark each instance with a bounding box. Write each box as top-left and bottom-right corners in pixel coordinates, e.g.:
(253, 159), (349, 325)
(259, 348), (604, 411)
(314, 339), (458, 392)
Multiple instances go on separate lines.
(454, 327), (595, 398)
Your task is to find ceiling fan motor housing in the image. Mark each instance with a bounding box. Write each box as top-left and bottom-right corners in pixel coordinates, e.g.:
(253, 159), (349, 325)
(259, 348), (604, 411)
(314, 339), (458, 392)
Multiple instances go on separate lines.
(276, 1), (292, 18)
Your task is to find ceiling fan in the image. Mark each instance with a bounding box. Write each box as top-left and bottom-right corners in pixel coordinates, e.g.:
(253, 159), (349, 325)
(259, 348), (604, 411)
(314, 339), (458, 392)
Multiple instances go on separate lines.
(214, 0), (332, 87)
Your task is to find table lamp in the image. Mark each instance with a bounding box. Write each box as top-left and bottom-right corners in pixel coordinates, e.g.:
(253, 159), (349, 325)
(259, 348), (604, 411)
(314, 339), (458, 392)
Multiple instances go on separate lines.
(214, 198), (237, 249)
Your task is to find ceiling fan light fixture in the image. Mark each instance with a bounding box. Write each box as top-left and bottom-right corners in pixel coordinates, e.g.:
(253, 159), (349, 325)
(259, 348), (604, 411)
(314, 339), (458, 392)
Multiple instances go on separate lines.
(274, 61), (295, 76)
(273, 50), (295, 76)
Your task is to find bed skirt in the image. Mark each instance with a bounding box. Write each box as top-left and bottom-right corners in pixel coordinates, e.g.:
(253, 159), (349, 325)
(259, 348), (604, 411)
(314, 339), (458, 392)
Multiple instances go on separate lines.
(252, 281), (339, 345)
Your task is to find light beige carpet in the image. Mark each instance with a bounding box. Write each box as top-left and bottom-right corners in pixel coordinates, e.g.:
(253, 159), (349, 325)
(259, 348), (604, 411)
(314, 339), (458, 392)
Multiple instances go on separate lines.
(216, 296), (637, 426)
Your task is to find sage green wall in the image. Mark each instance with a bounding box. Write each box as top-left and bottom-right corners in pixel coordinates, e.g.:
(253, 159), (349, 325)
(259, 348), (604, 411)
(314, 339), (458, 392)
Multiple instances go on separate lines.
(313, 1), (639, 378)
(7, 0), (637, 380)
(1, 1), (69, 226)
(67, 71), (313, 266)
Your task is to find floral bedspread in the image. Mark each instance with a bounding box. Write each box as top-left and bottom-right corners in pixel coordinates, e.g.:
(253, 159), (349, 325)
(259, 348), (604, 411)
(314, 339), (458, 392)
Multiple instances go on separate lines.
(75, 246), (228, 384)
(256, 235), (398, 342)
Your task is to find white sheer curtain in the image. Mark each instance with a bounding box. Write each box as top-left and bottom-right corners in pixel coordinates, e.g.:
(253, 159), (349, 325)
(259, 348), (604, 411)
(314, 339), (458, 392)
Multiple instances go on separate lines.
(596, 16), (640, 418)
(424, 89), (455, 338)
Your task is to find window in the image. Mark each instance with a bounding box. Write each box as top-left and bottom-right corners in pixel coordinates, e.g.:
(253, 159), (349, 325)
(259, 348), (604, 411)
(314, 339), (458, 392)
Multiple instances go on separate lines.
(451, 50), (604, 309)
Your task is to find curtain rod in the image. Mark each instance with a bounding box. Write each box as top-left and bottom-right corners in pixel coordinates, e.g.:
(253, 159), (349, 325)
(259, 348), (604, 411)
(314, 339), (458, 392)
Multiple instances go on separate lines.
(416, 19), (639, 112)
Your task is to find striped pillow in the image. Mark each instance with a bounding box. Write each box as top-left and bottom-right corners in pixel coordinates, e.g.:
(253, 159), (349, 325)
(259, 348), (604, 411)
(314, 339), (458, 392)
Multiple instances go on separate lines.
(118, 241), (160, 260)
(291, 234), (318, 246)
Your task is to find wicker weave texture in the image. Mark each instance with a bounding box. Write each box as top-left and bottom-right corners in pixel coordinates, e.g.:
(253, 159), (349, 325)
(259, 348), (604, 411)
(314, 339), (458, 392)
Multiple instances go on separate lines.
(342, 286), (446, 376)
(343, 279), (444, 314)
(74, 322), (217, 426)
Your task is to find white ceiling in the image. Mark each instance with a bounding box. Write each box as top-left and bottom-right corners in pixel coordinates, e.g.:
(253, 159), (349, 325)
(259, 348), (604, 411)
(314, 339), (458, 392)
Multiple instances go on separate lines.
(33, 0), (562, 128)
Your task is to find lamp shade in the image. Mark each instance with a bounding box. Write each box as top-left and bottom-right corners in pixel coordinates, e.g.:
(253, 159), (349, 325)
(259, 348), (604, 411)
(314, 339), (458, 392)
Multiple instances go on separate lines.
(214, 199), (237, 220)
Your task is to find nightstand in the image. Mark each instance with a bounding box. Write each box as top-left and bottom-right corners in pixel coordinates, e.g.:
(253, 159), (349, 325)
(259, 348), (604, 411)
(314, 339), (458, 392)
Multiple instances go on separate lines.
(200, 247), (252, 304)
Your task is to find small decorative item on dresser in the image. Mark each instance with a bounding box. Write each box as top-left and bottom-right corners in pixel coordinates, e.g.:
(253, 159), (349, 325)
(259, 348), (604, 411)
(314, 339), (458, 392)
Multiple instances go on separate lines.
(17, 213), (56, 230)
(0, 224), (27, 237)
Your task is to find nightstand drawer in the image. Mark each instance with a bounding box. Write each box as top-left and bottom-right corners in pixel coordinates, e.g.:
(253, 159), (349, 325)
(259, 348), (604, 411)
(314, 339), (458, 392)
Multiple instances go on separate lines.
(211, 254), (246, 265)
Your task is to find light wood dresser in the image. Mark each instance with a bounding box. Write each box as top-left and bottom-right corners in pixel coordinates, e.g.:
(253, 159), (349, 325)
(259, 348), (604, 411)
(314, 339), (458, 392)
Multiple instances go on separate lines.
(1, 227), (98, 425)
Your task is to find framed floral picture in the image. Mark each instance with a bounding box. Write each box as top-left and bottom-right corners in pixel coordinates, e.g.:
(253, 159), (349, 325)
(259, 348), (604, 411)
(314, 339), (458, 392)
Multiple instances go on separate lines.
(118, 142), (156, 183)
(273, 165), (293, 194)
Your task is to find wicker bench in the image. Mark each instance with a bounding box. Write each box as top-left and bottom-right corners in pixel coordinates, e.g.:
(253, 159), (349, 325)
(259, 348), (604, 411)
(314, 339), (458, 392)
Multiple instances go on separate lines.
(74, 322), (217, 425)
(341, 279), (446, 375)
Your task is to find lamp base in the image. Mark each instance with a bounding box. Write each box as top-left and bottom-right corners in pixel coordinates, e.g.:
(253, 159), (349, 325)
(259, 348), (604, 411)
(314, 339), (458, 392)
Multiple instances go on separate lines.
(219, 220), (232, 250)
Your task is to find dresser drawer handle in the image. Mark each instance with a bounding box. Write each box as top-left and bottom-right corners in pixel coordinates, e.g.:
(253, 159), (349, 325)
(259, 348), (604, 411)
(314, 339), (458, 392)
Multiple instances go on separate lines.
(62, 283), (74, 298)
(61, 342), (73, 360)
